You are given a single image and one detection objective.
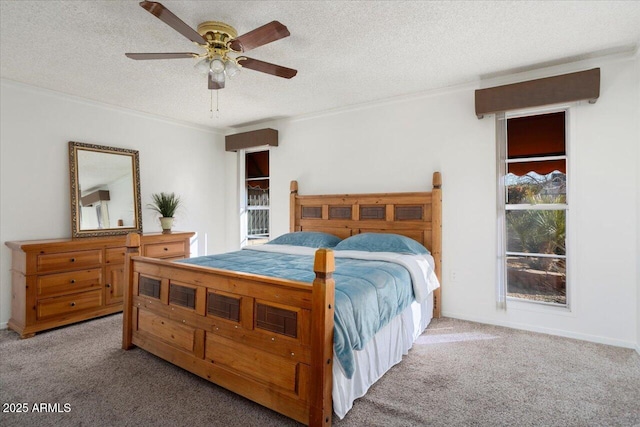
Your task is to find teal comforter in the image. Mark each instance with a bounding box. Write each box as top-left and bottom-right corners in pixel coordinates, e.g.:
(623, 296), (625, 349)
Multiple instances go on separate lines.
(178, 248), (415, 378)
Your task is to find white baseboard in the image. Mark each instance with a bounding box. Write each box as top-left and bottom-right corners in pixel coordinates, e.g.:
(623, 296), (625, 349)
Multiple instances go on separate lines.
(0, 321), (8, 330)
(442, 311), (637, 350)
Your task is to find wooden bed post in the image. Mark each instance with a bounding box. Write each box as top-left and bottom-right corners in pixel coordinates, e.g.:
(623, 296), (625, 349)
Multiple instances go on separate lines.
(290, 180), (298, 232)
(309, 249), (335, 427)
(122, 233), (141, 350)
(432, 172), (442, 318)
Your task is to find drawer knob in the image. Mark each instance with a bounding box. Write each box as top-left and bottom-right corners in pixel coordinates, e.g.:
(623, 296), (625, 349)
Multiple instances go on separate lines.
(70, 258), (76, 262)
(70, 279), (76, 284)
(70, 302), (76, 307)
(164, 247), (168, 251)
(106, 283), (111, 288)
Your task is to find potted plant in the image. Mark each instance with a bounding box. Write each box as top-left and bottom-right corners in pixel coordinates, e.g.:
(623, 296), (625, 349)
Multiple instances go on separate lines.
(147, 192), (181, 233)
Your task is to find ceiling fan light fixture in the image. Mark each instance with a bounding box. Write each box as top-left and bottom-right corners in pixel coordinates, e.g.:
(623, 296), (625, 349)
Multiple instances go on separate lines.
(225, 59), (241, 78)
(210, 70), (226, 84)
(210, 55), (225, 74)
(194, 57), (212, 74)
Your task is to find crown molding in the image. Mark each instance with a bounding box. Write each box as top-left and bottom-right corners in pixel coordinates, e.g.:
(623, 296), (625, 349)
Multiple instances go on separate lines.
(286, 79), (478, 125)
(479, 44), (637, 85)
(0, 79), (226, 135)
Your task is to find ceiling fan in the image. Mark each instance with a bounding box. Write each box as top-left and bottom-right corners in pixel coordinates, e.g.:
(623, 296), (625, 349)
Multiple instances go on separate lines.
(125, 1), (297, 90)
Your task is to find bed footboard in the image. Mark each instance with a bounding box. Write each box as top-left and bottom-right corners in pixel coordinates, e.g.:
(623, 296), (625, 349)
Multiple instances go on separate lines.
(122, 234), (335, 426)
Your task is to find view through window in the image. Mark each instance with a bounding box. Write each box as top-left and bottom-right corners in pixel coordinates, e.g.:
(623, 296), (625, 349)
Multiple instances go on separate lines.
(503, 111), (568, 305)
(245, 150), (269, 245)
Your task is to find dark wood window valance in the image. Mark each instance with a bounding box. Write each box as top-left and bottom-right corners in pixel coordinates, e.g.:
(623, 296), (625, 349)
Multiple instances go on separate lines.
(225, 128), (278, 152)
(475, 68), (600, 119)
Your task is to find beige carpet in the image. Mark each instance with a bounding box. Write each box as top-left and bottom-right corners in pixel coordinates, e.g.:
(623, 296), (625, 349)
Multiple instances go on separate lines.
(1, 314), (639, 426)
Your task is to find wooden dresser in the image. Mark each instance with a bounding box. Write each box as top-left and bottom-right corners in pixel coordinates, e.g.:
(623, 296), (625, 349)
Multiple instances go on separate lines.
(5, 232), (194, 338)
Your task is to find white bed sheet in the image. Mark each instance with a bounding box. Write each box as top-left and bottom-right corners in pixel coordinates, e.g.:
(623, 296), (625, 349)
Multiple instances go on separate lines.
(332, 293), (434, 419)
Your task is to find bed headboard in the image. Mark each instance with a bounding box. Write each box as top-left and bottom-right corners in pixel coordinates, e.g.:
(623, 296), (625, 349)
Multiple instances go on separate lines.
(290, 172), (442, 317)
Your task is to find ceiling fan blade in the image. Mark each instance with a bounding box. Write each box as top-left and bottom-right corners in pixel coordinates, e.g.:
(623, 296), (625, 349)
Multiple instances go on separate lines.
(139, 1), (206, 45)
(230, 21), (290, 53)
(125, 53), (197, 60)
(208, 73), (225, 90)
(239, 57), (297, 79)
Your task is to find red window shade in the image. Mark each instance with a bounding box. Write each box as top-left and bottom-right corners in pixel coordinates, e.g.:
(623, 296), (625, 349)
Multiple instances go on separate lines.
(507, 112), (565, 159)
(246, 150), (269, 179)
(247, 179), (269, 190)
(508, 159), (566, 176)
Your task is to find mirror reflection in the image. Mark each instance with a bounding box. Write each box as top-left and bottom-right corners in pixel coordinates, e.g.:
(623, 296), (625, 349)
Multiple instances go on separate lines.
(69, 142), (142, 238)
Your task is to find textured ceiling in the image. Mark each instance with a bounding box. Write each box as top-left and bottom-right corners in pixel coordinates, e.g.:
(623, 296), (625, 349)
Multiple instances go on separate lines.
(1, 1), (639, 130)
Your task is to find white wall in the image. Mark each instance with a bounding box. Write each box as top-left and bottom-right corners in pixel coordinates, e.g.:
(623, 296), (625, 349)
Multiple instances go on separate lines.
(228, 54), (639, 349)
(0, 80), (227, 327)
(223, 151), (242, 252)
(636, 51), (640, 355)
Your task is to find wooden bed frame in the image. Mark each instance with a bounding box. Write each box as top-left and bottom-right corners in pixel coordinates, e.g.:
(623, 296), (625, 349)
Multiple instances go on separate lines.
(122, 172), (442, 426)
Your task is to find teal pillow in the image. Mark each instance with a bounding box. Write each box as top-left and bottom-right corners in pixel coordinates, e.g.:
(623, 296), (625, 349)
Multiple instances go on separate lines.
(334, 233), (429, 255)
(267, 231), (342, 248)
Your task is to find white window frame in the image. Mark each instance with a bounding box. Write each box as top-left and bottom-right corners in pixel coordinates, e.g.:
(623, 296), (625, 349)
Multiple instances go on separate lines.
(238, 147), (271, 248)
(496, 106), (573, 311)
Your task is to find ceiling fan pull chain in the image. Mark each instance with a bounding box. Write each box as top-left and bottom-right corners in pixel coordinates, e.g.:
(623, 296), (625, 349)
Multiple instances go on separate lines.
(210, 89), (221, 119)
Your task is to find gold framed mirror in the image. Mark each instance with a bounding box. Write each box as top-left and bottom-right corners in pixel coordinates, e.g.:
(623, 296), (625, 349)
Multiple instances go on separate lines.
(69, 141), (142, 238)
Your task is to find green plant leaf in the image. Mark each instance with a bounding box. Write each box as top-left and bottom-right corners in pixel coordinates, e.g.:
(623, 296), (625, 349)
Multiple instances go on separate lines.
(147, 192), (181, 218)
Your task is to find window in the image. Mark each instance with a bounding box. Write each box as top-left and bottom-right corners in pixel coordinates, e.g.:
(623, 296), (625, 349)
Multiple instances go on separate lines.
(497, 111), (568, 307)
(243, 150), (270, 246)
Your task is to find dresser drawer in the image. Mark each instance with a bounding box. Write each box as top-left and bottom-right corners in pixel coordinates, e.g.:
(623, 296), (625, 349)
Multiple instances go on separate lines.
(106, 247), (126, 264)
(37, 289), (103, 320)
(37, 269), (102, 298)
(37, 250), (103, 273)
(6, 231), (194, 338)
(144, 241), (185, 259)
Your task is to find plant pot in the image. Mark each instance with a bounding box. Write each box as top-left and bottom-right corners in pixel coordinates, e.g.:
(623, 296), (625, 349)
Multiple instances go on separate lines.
(159, 217), (174, 234)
